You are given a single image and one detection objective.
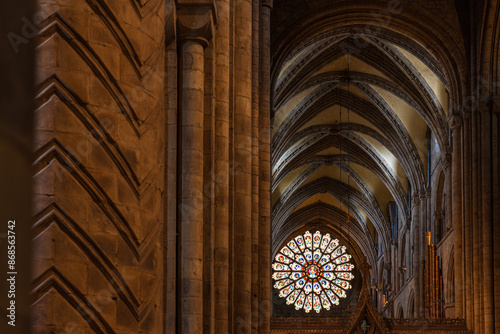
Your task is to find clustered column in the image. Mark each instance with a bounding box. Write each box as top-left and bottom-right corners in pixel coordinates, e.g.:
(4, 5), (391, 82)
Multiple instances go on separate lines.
(449, 111), (464, 319)
(454, 100), (499, 334)
(169, 1), (272, 333)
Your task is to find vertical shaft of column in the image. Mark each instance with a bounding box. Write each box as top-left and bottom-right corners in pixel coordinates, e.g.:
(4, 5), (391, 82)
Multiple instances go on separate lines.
(412, 195), (421, 316)
(214, 0), (230, 332)
(233, 0), (253, 331)
(259, 1), (273, 332)
(493, 110), (500, 334)
(179, 39), (206, 334)
(420, 191), (427, 315)
(472, 110), (482, 333)
(450, 113), (464, 318)
(480, 107), (494, 334)
(203, 42), (215, 334)
(251, 0), (261, 331)
(463, 113), (473, 327)
(427, 190), (431, 236)
(165, 40), (178, 334)
(420, 192), (427, 242)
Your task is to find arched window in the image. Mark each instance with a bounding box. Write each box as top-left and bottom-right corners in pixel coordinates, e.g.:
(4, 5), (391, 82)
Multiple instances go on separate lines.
(447, 254), (455, 303)
(272, 231), (355, 313)
(408, 291), (415, 319)
(397, 305), (404, 319)
(400, 233), (407, 288)
(435, 171), (446, 243)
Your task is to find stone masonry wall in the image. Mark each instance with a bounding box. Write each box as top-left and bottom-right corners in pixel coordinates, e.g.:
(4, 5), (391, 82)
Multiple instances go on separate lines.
(32, 0), (165, 332)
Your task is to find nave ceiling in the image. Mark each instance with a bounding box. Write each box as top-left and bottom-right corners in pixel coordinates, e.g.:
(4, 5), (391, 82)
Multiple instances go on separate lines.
(270, 0), (465, 271)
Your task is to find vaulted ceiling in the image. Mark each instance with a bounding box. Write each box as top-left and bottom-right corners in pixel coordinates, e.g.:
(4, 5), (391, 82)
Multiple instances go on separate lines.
(270, 0), (464, 268)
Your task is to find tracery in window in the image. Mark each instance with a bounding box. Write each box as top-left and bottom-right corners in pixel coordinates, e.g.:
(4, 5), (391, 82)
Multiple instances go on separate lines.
(272, 231), (354, 313)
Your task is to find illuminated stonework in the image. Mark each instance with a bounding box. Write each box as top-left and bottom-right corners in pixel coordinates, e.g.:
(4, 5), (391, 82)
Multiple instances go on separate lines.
(272, 231), (354, 313)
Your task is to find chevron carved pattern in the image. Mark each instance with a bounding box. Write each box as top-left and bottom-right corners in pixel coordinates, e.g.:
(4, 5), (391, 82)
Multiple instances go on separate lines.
(32, 1), (164, 332)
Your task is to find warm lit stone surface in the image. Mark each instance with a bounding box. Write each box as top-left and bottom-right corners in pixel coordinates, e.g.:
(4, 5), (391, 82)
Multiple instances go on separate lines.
(0, 0), (497, 333)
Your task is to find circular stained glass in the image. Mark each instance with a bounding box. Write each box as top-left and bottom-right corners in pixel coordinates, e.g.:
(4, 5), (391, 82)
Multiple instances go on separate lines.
(272, 231), (355, 313)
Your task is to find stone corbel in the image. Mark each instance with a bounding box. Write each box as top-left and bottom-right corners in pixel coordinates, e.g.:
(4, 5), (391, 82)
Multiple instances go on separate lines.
(441, 152), (451, 170)
(176, 0), (217, 47)
(411, 194), (420, 207)
(447, 109), (462, 129)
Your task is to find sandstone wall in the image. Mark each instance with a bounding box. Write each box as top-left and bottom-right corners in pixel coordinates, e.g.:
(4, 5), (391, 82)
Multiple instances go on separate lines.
(32, 1), (165, 332)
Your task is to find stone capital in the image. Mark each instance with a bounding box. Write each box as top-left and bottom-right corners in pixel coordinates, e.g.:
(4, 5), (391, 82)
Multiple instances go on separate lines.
(442, 153), (452, 169)
(447, 110), (462, 129)
(479, 96), (500, 114)
(419, 190), (428, 200)
(262, 0), (274, 9)
(411, 194), (420, 206)
(493, 96), (500, 114)
(176, 0), (217, 48)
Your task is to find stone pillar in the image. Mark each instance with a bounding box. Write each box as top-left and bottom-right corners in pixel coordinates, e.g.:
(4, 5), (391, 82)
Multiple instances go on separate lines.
(251, 0), (261, 332)
(492, 101), (500, 334)
(0, 2), (35, 333)
(479, 103), (494, 334)
(259, 0), (273, 332)
(449, 111), (464, 319)
(233, 0), (253, 332)
(214, 0), (230, 333)
(420, 191), (428, 246)
(471, 110), (483, 333)
(462, 112), (474, 328)
(412, 195), (422, 317)
(177, 4), (215, 333)
(165, 35), (178, 334)
(203, 41), (215, 334)
(32, 1), (165, 332)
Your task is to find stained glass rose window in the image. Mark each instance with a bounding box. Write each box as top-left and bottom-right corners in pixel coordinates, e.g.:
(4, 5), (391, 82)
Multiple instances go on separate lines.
(272, 231), (355, 313)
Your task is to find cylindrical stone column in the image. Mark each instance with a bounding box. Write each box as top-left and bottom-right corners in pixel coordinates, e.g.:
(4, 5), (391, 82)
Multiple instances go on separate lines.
(176, 6), (215, 333)
(251, 1), (261, 332)
(178, 39), (206, 333)
(463, 113), (473, 328)
(259, 1), (273, 332)
(233, 0), (253, 332)
(214, 0), (230, 333)
(450, 112), (464, 318)
(165, 40), (178, 334)
(471, 109), (483, 333)
(492, 107), (500, 334)
(412, 195), (421, 316)
(480, 106), (494, 334)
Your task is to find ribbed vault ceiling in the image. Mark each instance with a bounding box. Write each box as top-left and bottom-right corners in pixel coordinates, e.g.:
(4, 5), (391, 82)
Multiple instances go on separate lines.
(270, 0), (458, 270)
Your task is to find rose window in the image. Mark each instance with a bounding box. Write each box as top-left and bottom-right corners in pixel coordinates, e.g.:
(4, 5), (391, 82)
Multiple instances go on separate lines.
(272, 231), (355, 313)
